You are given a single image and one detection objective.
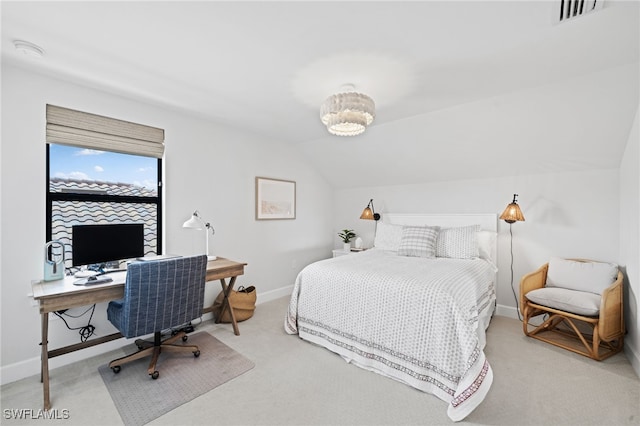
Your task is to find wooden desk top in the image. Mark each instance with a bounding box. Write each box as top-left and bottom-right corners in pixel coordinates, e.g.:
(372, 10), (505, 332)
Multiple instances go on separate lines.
(206, 257), (247, 281)
(32, 257), (246, 314)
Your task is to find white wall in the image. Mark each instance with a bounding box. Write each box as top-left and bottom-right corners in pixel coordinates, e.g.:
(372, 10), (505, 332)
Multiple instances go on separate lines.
(620, 106), (640, 376)
(0, 64), (334, 384)
(333, 169), (620, 315)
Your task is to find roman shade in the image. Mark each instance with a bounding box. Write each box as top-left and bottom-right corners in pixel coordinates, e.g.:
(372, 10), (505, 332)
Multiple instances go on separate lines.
(46, 104), (164, 158)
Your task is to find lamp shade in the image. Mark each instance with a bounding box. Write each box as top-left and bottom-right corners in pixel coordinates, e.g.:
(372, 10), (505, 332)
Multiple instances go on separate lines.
(360, 199), (380, 221)
(182, 214), (202, 229)
(360, 207), (374, 220)
(182, 210), (216, 261)
(499, 194), (525, 224)
(320, 91), (375, 136)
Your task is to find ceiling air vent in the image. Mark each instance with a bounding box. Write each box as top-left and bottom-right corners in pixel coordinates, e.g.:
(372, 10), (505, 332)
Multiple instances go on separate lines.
(556, 0), (604, 23)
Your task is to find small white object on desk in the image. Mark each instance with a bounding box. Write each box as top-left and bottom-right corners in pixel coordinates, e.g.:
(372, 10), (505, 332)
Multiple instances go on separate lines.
(74, 270), (97, 278)
(136, 254), (181, 261)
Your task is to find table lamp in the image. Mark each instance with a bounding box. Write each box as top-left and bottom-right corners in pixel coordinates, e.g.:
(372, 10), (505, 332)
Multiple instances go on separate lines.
(183, 210), (216, 261)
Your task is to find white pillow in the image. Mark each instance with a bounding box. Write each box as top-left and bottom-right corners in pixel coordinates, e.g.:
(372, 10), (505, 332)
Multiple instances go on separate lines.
(397, 226), (440, 258)
(435, 225), (480, 259)
(373, 222), (403, 252)
(546, 257), (618, 295)
(477, 230), (497, 261)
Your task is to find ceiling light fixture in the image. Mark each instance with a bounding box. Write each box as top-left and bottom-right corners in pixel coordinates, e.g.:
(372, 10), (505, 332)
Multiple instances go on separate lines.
(320, 84), (375, 136)
(13, 40), (45, 58)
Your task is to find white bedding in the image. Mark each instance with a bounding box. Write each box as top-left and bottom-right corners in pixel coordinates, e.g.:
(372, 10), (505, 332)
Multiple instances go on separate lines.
(285, 249), (497, 421)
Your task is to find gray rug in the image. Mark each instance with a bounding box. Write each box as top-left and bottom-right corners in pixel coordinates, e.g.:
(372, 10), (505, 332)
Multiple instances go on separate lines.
(98, 332), (254, 426)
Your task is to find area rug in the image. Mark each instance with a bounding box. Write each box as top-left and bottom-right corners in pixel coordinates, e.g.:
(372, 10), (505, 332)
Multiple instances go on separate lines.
(98, 331), (254, 426)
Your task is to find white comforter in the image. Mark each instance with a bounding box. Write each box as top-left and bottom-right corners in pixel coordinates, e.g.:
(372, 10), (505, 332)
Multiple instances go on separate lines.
(285, 249), (496, 421)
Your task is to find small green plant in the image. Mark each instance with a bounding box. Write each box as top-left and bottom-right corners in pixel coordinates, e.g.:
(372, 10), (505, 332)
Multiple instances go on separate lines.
(338, 229), (356, 243)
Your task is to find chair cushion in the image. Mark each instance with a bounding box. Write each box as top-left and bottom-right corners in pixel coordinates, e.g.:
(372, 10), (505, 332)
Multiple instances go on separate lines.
(546, 257), (618, 295)
(526, 287), (601, 316)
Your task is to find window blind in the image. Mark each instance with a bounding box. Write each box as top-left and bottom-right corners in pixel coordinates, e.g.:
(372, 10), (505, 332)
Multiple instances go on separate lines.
(46, 104), (165, 158)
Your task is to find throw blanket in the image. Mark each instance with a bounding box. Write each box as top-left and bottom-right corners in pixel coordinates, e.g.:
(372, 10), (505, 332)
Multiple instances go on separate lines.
(285, 249), (496, 421)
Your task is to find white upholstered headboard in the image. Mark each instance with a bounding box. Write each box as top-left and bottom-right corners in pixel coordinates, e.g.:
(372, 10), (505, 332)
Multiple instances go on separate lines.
(383, 213), (497, 232)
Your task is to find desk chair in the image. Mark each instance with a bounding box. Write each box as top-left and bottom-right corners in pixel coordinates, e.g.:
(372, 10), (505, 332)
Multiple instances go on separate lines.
(107, 255), (208, 379)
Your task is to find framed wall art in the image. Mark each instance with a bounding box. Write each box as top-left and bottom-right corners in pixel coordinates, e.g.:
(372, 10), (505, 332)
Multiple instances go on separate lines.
(255, 177), (296, 220)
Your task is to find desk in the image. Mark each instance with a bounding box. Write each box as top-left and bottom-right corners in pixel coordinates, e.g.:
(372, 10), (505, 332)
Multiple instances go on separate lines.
(201, 258), (247, 336)
(32, 257), (246, 410)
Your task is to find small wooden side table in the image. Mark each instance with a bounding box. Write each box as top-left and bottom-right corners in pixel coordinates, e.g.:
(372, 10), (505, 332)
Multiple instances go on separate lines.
(203, 257), (247, 336)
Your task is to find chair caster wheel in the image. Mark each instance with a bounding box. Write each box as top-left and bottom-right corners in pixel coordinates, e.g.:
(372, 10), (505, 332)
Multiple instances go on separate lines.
(151, 371), (159, 379)
(182, 335), (188, 342)
(112, 365), (121, 374)
(194, 350), (200, 358)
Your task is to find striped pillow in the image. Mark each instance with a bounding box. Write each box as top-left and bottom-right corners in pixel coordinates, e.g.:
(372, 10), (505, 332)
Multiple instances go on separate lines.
(397, 226), (440, 258)
(436, 225), (480, 259)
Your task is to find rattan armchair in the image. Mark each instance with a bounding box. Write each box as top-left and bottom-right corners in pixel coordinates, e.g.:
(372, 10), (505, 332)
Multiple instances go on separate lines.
(520, 258), (624, 361)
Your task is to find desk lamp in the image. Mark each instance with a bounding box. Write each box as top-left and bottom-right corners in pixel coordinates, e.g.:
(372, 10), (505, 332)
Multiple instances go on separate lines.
(183, 210), (217, 261)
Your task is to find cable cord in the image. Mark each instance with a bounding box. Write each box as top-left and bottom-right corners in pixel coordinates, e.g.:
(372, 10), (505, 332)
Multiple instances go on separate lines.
(53, 304), (96, 342)
(509, 223), (523, 322)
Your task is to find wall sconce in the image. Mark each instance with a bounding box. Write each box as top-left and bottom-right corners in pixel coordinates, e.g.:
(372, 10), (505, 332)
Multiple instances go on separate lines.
(182, 210), (216, 261)
(360, 199), (380, 221)
(499, 194), (525, 223)
(499, 194), (525, 320)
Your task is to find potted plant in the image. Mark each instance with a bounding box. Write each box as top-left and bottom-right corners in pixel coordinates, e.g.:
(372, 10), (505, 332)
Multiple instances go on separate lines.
(338, 229), (356, 252)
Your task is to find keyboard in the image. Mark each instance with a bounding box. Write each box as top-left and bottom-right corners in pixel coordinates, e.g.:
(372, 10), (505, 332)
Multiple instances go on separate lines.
(73, 276), (113, 286)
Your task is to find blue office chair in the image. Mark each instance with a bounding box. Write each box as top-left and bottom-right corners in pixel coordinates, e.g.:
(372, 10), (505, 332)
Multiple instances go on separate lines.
(107, 255), (208, 379)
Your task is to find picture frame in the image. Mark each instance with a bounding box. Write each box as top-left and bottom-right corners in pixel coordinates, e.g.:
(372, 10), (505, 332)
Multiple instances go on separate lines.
(255, 177), (296, 220)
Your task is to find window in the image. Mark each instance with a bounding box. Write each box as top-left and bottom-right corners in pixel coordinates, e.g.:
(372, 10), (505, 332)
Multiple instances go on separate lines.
(46, 144), (162, 271)
(44, 104), (165, 271)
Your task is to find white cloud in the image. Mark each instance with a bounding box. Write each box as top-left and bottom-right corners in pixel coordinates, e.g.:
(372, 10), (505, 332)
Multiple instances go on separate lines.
(94, 165), (104, 172)
(133, 179), (156, 189)
(74, 149), (104, 156)
(54, 171), (91, 180)
(138, 167), (152, 172)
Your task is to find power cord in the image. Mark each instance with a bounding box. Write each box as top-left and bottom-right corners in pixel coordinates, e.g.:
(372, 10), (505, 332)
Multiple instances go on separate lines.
(170, 317), (203, 336)
(53, 304), (96, 342)
(508, 223), (523, 322)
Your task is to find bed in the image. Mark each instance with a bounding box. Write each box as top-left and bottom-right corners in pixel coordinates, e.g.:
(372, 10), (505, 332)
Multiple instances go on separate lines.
(284, 214), (498, 421)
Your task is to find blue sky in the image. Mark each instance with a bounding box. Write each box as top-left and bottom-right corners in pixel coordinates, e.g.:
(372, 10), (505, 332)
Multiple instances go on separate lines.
(49, 145), (157, 189)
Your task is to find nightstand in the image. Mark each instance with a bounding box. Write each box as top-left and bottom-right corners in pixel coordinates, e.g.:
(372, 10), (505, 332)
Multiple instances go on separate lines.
(332, 249), (349, 258)
(332, 248), (366, 258)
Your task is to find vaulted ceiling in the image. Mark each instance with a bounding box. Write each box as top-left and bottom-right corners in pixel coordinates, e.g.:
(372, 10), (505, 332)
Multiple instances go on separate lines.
(2, 1), (639, 188)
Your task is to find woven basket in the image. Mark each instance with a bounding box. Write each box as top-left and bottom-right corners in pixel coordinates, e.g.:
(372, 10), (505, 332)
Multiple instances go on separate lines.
(212, 286), (256, 323)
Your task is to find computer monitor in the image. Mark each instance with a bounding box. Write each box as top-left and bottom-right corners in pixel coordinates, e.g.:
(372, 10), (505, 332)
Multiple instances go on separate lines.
(72, 223), (145, 268)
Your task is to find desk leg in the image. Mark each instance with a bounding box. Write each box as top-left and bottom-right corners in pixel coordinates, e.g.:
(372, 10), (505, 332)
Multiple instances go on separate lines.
(41, 312), (51, 410)
(215, 277), (240, 336)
